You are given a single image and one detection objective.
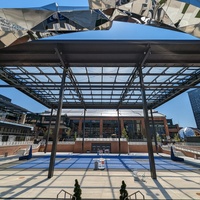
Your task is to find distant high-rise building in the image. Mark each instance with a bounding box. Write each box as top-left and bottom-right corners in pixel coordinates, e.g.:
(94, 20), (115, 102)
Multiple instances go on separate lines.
(188, 89), (200, 129)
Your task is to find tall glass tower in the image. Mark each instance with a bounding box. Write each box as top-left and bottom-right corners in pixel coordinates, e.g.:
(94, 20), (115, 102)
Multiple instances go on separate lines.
(188, 89), (200, 129)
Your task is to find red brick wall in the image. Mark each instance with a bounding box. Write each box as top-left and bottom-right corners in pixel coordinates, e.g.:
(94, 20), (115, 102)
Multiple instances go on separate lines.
(0, 143), (158, 155)
(160, 146), (200, 159)
(45, 141), (129, 153)
(0, 145), (38, 157)
(44, 143), (74, 152)
(129, 144), (158, 153)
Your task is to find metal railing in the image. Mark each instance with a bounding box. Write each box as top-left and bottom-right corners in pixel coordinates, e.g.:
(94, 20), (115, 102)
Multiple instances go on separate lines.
(125, 190), (145, 199)
(0, 141), (33, 146)
(128, 139), (147, 142)
(161, 143), (200, 156)
(175, 146), (200, 155)
(47, 141), (75, 144)
(177, 142), (200, 147)
(56, 189), (75, 200)
(76, 137), (127, 141)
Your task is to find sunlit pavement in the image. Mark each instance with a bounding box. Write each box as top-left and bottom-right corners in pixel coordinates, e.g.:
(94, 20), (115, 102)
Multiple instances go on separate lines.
(0, 153), (200, 199)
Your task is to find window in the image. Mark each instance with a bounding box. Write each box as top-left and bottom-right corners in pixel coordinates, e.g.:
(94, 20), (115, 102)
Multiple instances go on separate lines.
(84, 120), (100, 138)
(103, 120), (118, 138)
(124, 120), (142, 139)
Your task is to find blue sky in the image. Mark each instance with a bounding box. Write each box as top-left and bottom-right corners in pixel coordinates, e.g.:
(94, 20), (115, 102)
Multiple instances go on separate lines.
(0, 0), (199, 128)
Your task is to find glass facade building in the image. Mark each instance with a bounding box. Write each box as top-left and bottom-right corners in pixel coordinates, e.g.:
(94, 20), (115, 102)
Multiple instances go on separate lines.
(188, 89), (200, 129)
(39, 109), (169, 142)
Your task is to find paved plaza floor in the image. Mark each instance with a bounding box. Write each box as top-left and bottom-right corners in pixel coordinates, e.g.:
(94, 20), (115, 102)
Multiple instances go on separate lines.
(0, 152), (200, 199)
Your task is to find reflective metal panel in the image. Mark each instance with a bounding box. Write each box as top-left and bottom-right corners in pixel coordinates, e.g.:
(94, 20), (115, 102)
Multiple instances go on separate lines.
(0, 1), (200, 49)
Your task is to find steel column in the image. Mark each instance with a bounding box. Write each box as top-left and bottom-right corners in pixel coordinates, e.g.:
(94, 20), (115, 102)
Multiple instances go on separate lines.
(150, 109), (158, 154)
(117, 109), (121, 155)
(48, 68), (66, 178)
(138, 66), (157, 179)
(44, 108), (53, 153)
(82, 109), (86, 153)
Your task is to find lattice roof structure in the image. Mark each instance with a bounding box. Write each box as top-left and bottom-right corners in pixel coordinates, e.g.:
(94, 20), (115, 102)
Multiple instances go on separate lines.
(0, 39), (200, 110)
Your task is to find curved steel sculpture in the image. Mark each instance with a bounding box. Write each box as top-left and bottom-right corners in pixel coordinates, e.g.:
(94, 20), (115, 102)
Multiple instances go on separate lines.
(0, 0), (200, 48)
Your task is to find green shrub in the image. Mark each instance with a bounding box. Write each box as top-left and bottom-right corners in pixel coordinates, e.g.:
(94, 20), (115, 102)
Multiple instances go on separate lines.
(72, 179), (82, 200)
(119, 180), (129, 200)
(122, 128), (129, 139)
(174, 133), (181, 142)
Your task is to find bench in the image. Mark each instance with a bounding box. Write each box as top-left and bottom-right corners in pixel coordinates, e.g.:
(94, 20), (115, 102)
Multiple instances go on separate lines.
(171, 146), (184, 162)
(19, 145), (32, 160)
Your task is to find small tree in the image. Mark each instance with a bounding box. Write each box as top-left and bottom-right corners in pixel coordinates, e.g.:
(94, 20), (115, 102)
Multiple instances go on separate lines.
(72, 179), (82, 200)
(174, 133), (181, 142)
(122, 128), (129, 140)
(157, 133), (161, 142)
(119, 180), (129, 200)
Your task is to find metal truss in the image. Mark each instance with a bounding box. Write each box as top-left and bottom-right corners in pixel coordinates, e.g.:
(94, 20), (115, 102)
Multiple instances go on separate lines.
(0, 39), (200, 111)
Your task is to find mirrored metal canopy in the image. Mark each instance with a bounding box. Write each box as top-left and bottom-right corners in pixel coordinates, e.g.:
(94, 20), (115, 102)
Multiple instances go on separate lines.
(0, 0), (200, 49)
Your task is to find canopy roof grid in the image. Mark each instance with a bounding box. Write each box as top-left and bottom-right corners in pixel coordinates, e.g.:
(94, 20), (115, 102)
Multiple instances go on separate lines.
(0, 0), (200, 49)
(0, 1), (199, 112)
(0, 39), (200, 111)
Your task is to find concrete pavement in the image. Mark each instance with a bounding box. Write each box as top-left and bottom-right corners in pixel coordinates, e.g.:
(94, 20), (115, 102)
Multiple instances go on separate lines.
(0, 153), (199, 199)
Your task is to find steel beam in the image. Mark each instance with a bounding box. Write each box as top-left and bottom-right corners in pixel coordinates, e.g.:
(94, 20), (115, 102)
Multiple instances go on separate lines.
(138, 47), (157, 179)
(150, 109), (158, 154)
(48, 55), (67, 178)
(82, 109), (86, 153)
(44, 108), (53, 153)
(117, 109), (121, 155)
(139, 67), (157, 179)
